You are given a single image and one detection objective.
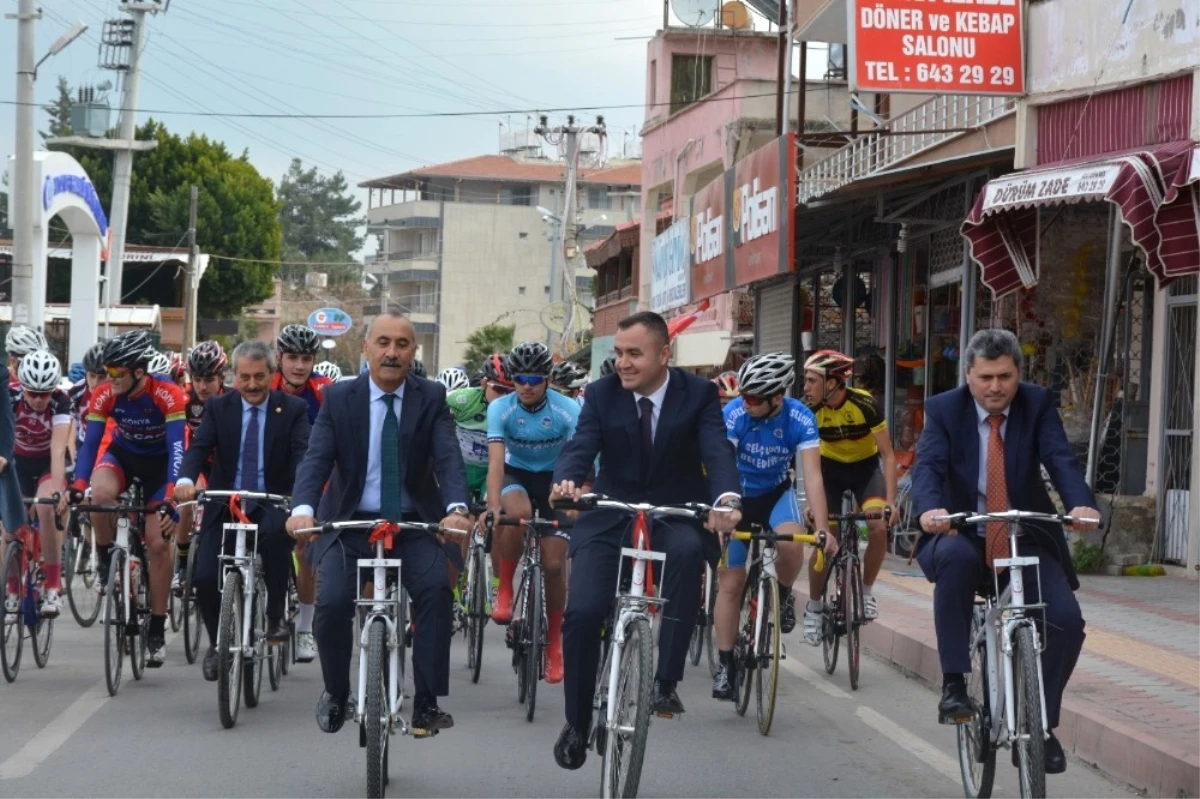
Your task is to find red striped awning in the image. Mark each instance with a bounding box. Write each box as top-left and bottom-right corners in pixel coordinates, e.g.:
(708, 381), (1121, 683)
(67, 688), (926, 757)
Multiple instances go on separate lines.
(961, 141), (1195, 297)
(1154, 143), (1200, 281)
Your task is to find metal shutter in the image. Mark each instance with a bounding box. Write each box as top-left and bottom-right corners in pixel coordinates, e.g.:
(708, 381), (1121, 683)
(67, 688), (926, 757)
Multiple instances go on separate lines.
(755, 279), (795, 355)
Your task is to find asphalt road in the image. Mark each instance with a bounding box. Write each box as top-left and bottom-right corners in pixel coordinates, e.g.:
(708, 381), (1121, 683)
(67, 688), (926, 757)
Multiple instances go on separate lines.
(0, 612), (1136, 798)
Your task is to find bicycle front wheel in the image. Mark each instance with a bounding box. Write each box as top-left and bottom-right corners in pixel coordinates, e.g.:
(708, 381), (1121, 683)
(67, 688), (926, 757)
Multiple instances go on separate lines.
(1014, 625), (1046, 799)
(755, 577), (781, 736)
(467, 544), (486, 684)
(31, 597), (53, 669)
(733, 573), (755, 717)
(66, 522), (102, 627)
(1, 543), (26, 682)
(103, 551), (126, 696)
(704, 568), (719, 678)
(182, 540), (203, 664)
(244, 579), (266, 709)
(217, 571), (245, 729)
(524, 565), (543, 723)
(602, 615), (653, 799)
(958, 608), (996, 799)
(846, 558), (863, 691)
(821, 563), (841, 675)
(365, 618), (390, 799)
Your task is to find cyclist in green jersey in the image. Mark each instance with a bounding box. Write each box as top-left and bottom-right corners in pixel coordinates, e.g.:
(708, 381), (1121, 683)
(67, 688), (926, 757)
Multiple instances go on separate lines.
(447, 353), (514, 499)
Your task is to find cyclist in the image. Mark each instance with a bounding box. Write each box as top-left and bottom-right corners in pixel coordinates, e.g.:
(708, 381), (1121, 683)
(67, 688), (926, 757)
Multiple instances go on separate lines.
(711, 353), (833, 699)
(550, 361), (588, 401)
(313, 360), (342, 382)
(486, 340), (580, 684)
(72, 330), (188, 666)
(447, 353), (512, 503)
(712, 371), (740, 410)
(147, 350), (174, 381)
(68, 343), (108, 461)
(437, 366), (470, 392)
(801, 349), (898, 640)
(5, 325), (48, 386)
(410, 359), (427, 379)
(598, 355), (616, 378)
(8, 350), (72, 617)
(272, 324), (332, 664)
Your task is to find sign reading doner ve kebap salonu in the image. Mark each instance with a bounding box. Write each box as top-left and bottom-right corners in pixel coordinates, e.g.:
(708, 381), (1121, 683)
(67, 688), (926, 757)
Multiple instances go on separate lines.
(848, 0), (1025, 96)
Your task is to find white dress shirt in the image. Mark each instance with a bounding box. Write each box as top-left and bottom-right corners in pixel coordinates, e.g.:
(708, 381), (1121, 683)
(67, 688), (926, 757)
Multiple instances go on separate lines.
(975, 401), (1010, 519)
(176, 394), (266, 491)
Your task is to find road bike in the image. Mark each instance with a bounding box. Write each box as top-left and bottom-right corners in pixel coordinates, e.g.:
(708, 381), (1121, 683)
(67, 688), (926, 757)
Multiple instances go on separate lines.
(688, 561), (717, 676)
(937, 510), (1071, 799)
(819, 505), (889, 691)
(458, 502), (491, 684)
(728, 525), (826, 735)
(63, 505), (102, 627)
(181, 512), (204, 665)
(0, 496), (64, 681)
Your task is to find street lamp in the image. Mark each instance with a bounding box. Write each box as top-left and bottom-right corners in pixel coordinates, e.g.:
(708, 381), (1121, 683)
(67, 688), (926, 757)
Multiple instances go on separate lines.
(36, 22), (88, 74)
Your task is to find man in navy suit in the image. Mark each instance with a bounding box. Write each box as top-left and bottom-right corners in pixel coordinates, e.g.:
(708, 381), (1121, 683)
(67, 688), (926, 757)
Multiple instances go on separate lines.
(286, 311), (471, 736)
(549, 311), (742, 771)
(911, 328), (1100, 775)
(175, 341), (311, 681)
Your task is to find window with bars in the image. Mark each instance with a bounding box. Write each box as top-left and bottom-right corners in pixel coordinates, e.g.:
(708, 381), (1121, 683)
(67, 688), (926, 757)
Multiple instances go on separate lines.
(671, 54), (714, 114)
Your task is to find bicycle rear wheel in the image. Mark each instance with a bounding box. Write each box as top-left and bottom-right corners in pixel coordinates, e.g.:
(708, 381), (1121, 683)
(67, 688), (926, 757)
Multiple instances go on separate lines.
(31, 599), (53, 669)
(958, 608), (996, 799)
(1014, 625), (1046, 799)
(129, 568), (147, 682)
(365, 618), (389, 799)
(821, 563), (841, 675)
(846, 558), (863, 691)
(688, 569), (705, 667)
(1, 543), (25, 682)
(168, 540), (182, 633)
(182, 540), (203, 664)
(244, 579), (266, 709)
(733, 572), (755, 717)
(103, 551), (126, 696)
(66, 522), (102, 627)
(601, 615), (653, 799)
(755, 577), (780, 736)
(524, 565), (543, 723)
(467, 545), (486, 684)
(217, 571), (244, 729)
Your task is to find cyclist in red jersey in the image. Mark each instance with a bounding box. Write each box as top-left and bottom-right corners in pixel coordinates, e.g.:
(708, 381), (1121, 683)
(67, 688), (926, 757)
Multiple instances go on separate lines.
(5, 326), (48, 388)
(272, 324), (330, 662)
(72, 330), (189, 666)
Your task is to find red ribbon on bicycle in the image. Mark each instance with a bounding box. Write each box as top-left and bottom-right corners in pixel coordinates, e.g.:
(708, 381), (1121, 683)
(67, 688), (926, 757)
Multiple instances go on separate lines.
(368, 520), (401, 550)
(634, 518), (657, 613)
(229, 494), (251, 525)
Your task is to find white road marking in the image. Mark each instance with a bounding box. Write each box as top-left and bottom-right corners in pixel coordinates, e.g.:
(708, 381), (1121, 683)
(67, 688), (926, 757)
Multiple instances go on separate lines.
(780, 656), (852, 699)
(856, 706), (961, 785)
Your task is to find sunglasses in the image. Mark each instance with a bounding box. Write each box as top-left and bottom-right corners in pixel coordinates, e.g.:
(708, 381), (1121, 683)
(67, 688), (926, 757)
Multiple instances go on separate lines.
(24, 390), (51, 400)
(105, 367), (131, 379)
(742, 394), (776, 407)
(513, 374), (547, 387)
(489, 384), (514, 395)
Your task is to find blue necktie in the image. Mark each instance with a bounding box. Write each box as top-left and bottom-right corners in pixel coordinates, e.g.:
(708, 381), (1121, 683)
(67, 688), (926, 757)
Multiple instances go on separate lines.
(380, 394), (401, 521)
(240, 405), (260, 492)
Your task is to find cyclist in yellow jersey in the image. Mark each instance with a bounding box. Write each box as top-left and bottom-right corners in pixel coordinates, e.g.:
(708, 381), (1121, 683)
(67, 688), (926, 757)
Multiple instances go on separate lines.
(801, 350), (898, 642)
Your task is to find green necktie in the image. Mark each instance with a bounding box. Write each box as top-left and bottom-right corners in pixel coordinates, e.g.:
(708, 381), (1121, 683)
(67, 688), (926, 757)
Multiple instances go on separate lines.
(381, 393), (401, 521)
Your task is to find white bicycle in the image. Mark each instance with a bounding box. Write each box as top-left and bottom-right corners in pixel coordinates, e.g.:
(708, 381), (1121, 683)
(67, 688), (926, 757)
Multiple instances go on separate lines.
(935, 510), (1078, 799)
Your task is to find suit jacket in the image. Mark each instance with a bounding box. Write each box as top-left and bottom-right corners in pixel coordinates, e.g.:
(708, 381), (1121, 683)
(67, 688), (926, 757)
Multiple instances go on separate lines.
(910, 383), (1095, 590)
(179, 389), (311, 536)
(553, 369), (740, 564)
(291, 373), (468, 526)
(0, 365), (25, 532)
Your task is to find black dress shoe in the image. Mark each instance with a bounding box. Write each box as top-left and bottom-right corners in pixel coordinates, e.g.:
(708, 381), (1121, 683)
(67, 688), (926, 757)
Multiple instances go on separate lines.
(554, 723), (587, 770)
(1013, 731), (1067, 774)
(411, 697), (454, 735)
(652, 680), (686, 716)
(202, 646), (219, 682)
(316, 691), (349, 734)
(266, 618), (289, 643)
(937, 683), (976, 724)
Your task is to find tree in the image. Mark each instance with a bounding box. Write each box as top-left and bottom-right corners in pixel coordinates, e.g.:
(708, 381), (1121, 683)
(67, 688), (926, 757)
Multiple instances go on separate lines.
(277, 159), (364, 288)
(41, 76), (73, 141)
(461, 323), (515, 373)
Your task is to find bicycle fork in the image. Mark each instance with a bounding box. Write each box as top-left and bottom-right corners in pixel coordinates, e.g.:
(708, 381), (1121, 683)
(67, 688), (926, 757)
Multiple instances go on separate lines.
(355, 548), (409, 736)
(995, 556), (1050, 747)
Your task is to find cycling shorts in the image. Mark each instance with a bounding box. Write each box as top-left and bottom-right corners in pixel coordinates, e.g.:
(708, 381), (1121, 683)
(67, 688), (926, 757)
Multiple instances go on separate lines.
(14, 455), (56, 500)
(724, 480), (802, 570)
(822, 456), (886, 515)
(95, 445), (169, 502)
(500, 465), (569, 541)
(465, 464), (487, 500)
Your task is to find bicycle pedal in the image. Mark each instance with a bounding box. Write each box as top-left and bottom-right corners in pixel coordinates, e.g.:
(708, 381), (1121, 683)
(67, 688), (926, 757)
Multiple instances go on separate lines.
(938, 711), (975, 726)
(654, 711), (678, 720)
(410, 727), (439, 739)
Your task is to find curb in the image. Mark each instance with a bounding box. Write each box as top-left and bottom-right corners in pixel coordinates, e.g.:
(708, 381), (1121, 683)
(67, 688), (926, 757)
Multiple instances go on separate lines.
(861, 616), (1200, 797)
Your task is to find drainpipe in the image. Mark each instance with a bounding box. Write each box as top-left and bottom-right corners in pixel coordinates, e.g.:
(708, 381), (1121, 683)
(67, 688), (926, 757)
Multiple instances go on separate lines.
(1085, 205), (1124, 489)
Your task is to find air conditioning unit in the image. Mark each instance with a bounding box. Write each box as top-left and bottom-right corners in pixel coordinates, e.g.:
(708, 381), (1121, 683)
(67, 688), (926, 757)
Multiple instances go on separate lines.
(305, 271), (328, 289)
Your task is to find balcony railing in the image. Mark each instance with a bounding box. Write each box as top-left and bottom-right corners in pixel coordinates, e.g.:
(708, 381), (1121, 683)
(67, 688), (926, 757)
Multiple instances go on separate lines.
(797, 94), (1016, 204)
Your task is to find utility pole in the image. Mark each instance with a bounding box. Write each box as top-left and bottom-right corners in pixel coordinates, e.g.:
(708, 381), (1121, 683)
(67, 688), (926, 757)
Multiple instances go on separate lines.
(775, 0), (789, 136)
(182, 185), (198, 350)
(8, 0), (38, 327)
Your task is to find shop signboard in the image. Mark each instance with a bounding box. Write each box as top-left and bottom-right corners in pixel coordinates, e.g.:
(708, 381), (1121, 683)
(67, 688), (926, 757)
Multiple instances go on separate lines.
(980, 164), (1122, 213)
(690, 173), (733, 302)
(731, 133), (795, 288)
(651, 216), (692, 313)
(308, 307), (353, 336)
(848, 0), (1025, 96)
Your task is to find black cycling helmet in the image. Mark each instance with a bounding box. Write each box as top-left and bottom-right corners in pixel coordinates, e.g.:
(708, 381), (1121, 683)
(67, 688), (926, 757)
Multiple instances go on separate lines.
(188, 340), (228, 377)
(468, 370), (484, 388)
(410, 359), (427, 378)
(599, 355), (617, 377)
(102, 330), (155, 369)
(276, 324), (321, 355)
(82, 342), (106, 373)
(507, 341), (553, 376)
(551, 360), (588, 389)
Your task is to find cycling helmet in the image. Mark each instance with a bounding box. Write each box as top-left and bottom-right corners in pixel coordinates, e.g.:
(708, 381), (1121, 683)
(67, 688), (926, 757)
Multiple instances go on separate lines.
(187, 340), (227, 377)
(276, 324), (321, 355)
(410, 359), (426, 378)
(599, 355), (617, 377)
(18, 349), (62, 392)
(68, 362), (87, 383)
(102, 330), (155, 369)
(147, 350), (172, 377)
(737, 352), (796, 397)
(6, 325), (48, 358)
(551, 361), (589, 390)
(712, 371), (740, 399)
(313, 361), (342, 381)
(165, 351), (187, 383)
(482, 353), (512, 387)
(436, 366), (470, 392)
(803, 349), (855, 384)
(82, 342), (106, 373)
(468, 370), (484, 388)
(507, 341), (553, 376)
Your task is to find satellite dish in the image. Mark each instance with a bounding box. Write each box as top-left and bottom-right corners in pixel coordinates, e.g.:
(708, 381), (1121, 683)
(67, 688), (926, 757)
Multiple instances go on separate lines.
(720, 1), (752, 29)
(541, 301), (571, 334)
(671, 0), (717, 27)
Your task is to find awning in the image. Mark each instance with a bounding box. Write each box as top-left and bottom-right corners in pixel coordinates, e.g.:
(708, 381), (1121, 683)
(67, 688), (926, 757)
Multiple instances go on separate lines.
(671, 329), (732, 370)
(1155, 143), (1200, 281)
(961, 141), (1195, 297)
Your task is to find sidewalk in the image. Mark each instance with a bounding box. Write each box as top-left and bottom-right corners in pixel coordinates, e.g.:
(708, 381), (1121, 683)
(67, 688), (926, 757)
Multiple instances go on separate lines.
(801, 553), (1200, 798)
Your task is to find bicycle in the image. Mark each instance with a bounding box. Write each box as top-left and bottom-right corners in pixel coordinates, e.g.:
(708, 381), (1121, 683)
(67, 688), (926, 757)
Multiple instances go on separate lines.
(818, 506), (889, 691)
(497, 514), (566, 723)
(688, 562), (718, 676)
(0, 497), (65, 681)
(459, 506), (492, 684)
(556, 493), (725, 799)
(728, 525), (826, 735)
(937, 510), (1071, 799)
(294, 518), (461, 799)
(63, 506), (102, 627)
(181, 490), (291, 729)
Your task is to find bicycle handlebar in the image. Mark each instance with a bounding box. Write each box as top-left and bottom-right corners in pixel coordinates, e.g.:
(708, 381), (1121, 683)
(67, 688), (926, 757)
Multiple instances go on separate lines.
(23, 494), (65, 530)
(292, 519), (468, 538)
(553, 493), (725, 520)
(730, 527), (827, 572)
(496, 516), (570, 533)
(185, 490), (292, 510)
(829, 507), (892, 523)
(933, 510), (1078, 527)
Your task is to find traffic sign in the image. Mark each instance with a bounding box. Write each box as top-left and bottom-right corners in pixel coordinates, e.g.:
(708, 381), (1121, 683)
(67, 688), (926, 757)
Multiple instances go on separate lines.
(307, 307), (352, 336)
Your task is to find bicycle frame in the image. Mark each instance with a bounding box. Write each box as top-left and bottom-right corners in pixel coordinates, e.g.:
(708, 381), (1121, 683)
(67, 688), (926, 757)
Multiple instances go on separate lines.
(219, 522), (260, 658)
(355, 536), (407, 735)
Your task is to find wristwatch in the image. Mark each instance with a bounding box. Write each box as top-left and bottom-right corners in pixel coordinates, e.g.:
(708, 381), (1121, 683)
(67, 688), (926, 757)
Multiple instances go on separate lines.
(718, 496), (743, 511)
(448, 503), (470, 517)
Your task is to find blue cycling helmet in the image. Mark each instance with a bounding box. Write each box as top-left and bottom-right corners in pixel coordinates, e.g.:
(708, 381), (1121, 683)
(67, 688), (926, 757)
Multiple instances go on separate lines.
(68, 362), (87, 383)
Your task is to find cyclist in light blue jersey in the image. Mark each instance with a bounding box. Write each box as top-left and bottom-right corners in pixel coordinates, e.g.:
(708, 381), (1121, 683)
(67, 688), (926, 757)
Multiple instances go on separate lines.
(485, 341), (580, 685)
(711, 353), (834, 701)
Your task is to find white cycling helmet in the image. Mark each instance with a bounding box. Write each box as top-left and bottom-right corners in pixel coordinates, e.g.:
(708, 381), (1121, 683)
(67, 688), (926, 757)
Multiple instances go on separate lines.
(313, 361), (342, 381)
(436, 366), (470, 392)
(17, 349), (62, 392)
(6, 325), (48, 358)
(147, 350), (172, 377)
(737, 352), (796, 397)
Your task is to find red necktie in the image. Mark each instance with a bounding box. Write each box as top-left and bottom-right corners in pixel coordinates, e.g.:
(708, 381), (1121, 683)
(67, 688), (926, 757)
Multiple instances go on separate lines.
(985, 414), (1010, 568)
